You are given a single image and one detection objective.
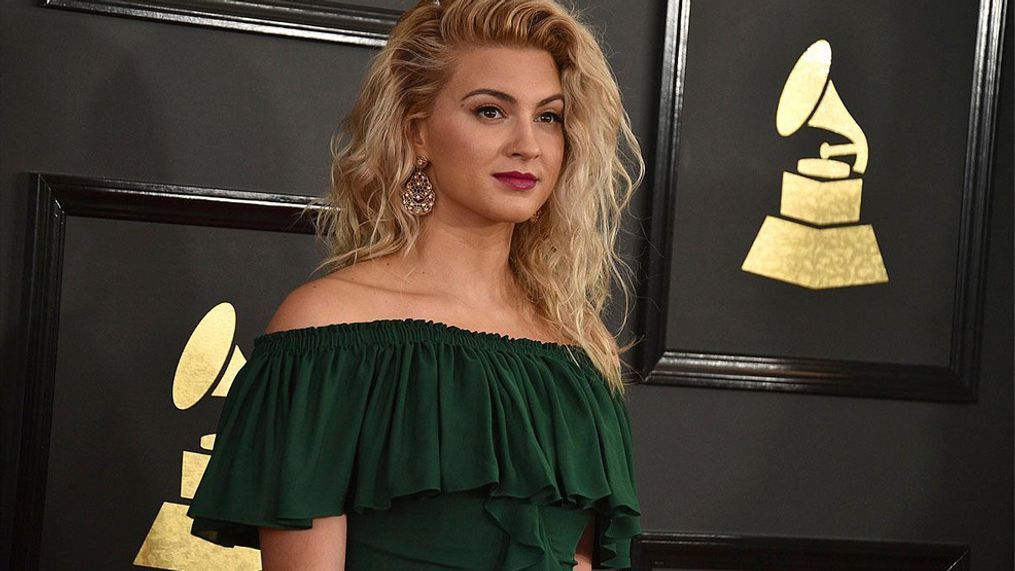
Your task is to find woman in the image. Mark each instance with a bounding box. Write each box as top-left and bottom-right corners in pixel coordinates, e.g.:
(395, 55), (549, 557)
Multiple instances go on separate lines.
(188, 0), (644, 569)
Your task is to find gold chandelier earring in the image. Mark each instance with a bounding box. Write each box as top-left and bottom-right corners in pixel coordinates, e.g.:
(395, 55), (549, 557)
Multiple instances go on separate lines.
(402, 156), (435, 216)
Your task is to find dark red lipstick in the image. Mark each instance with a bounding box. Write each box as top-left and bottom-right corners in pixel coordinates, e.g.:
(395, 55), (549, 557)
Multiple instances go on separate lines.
(493, 171), (538, 191)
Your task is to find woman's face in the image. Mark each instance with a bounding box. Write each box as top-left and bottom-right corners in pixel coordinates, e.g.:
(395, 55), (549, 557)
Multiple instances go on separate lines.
(413, 46), (565, 225)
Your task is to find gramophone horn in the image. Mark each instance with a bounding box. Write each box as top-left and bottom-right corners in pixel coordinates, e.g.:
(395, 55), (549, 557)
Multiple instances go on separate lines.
(776, 39), (869, 174)
(173, 303), (236, 410)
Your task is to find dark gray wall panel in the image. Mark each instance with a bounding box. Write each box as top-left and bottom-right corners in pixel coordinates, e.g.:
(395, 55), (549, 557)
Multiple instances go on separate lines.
(629, 14), (1012, 569)
(1, 1), (377, 565)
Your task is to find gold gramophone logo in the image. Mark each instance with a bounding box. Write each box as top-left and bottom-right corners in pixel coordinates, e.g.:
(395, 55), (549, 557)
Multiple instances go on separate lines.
(134, 302), (260, 570)
(741, 39), (889, 289)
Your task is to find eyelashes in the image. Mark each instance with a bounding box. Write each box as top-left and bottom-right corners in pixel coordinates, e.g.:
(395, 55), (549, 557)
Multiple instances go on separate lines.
(539, 111), (564, 124)
(476, 106), (503, 120)
(475, 105), (564, 124)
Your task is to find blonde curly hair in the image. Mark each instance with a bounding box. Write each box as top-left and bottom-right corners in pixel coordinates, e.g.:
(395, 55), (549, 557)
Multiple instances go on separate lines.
(304, 0), (644, 396)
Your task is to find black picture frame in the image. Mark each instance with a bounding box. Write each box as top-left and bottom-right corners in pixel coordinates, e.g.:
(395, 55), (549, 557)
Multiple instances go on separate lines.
(10, 173), (320, 568)
(639, 0), (1008, 402)
(630, 532), (970, 570)
(40, 0), (406, 46)
(10, 173), (631, 569)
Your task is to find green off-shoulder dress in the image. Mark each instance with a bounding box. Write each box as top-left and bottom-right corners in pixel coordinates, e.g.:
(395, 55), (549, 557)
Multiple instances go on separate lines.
(187, 318), (641, 569)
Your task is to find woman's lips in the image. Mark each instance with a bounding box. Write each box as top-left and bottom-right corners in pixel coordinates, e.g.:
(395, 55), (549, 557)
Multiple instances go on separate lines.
(493, 174), (538, 190)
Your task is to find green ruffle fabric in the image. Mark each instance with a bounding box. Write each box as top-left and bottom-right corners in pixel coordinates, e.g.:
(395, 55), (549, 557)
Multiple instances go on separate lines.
(188, 318), (641, 569)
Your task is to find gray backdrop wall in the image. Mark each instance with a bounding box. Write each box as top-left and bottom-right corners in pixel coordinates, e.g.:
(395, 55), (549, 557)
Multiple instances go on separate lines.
(2, 0), (1011, 569)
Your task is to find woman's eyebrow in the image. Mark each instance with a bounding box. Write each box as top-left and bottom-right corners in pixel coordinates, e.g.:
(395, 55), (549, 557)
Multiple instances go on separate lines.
(461, 88), (564, 107)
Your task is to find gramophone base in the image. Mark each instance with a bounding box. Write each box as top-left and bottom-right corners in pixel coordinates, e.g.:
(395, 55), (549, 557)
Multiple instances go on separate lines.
(135, 502), (260, 570)
(741, 215), (888, 289)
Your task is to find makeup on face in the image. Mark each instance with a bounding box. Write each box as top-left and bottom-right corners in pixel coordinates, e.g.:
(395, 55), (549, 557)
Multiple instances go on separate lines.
(417, 47), (565, 222)
(460, 87), (563, 193)
(492, 171), (539, 191)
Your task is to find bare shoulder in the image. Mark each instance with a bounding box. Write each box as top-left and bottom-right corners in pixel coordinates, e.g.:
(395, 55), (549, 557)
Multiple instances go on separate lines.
(263, 263), (390, 335)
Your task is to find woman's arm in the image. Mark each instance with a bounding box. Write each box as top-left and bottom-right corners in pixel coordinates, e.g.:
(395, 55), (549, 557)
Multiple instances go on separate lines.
(574, 513), (594, 570)
(259, 515), (347, 571)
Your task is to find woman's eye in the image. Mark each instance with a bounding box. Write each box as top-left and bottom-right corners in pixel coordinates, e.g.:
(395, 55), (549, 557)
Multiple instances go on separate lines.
(476, 106), (503, 119)
(538, 111), (563, 124)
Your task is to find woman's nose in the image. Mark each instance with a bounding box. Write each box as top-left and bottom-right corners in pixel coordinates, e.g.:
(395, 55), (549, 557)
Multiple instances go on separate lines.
(509, 119), (541, 160)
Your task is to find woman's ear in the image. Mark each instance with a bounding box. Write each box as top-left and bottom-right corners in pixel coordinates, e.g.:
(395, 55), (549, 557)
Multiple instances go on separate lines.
(409, 118), (428, 157)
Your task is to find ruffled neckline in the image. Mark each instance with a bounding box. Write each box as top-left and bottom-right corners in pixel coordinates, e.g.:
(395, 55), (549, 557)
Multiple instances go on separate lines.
(191, 316), (641, 568)
(252, 317), (588, 360)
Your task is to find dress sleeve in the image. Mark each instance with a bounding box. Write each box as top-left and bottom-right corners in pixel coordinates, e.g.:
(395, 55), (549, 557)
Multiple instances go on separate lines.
(591, 390), (642, 569)
(187, 341), (371, 549)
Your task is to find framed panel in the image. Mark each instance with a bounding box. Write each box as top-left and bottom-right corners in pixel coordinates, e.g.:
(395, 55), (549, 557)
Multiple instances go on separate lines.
(41, 0), (412, 46)
(640, 0), (1008, 401)
(631, 532), (969, 570)
(12, 173), (323, 568)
